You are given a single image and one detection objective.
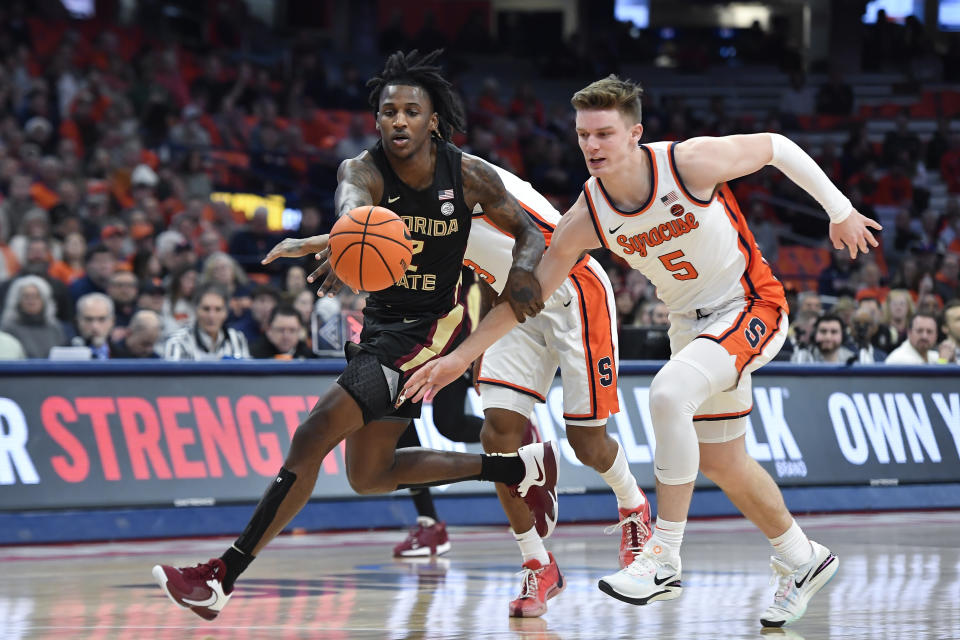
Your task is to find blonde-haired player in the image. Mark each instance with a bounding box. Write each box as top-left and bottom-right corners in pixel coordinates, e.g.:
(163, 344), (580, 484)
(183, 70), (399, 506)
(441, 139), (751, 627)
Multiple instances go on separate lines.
(402, 74), (881, 628)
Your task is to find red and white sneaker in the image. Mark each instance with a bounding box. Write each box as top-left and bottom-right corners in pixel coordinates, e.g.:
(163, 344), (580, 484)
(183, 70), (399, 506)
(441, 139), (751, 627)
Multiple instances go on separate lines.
(152, 558), (232, 621)
(604, 490), (652, 568)
(393, 517), (451, 557)
(514, 441), (560, 539)
(509, 552), (566, 618)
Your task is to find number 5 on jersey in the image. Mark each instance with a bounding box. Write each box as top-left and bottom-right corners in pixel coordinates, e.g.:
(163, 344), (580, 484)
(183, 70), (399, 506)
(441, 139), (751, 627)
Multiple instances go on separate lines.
(658, 250), (699, 281)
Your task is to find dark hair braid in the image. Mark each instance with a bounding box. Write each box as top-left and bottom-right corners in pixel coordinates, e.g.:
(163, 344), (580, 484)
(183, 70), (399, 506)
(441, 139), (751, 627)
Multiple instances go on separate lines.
(367, 49), (466, 140)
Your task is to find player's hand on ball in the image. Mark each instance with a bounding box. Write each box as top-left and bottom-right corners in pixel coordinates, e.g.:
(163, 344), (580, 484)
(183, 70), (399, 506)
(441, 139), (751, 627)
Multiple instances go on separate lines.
(308, 248), (357, 296)
(262, 235), (329, 264)
(829, 211), (881, 260)
(502, 267), (544, 322)
(400, 353), (470, 405)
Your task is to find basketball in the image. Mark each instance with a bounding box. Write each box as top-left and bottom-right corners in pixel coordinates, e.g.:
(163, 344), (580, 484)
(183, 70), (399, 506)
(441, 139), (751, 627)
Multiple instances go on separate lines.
(328, 205), (412, 291)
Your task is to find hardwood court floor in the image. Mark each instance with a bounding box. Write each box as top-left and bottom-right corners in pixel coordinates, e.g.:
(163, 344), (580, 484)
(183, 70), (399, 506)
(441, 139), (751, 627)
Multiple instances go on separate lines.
(1, 511), (958, 640)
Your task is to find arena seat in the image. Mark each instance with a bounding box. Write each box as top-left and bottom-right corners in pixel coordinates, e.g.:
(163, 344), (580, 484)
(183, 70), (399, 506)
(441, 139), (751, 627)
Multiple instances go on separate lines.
(775, 245), (831, 291)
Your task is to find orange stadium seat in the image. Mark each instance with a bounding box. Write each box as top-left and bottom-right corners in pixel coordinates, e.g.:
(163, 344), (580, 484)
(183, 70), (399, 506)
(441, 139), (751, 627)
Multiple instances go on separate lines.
(774, 246), (831, 292)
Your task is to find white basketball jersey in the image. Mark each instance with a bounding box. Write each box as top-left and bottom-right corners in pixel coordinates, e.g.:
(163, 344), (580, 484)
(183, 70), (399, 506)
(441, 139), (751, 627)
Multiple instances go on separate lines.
(584, 141), (783, 314)
(464, 161), (560, 295)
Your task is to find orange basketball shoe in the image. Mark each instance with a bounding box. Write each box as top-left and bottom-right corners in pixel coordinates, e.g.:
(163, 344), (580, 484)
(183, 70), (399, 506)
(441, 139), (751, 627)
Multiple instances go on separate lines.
(152, 558), (232, 620)
(604, 490), (652, 568)
(509, 552), (565, 618)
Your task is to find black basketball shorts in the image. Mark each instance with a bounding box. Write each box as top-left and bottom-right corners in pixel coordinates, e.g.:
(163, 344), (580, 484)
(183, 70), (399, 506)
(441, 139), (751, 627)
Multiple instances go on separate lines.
(336, 303), (467, 424)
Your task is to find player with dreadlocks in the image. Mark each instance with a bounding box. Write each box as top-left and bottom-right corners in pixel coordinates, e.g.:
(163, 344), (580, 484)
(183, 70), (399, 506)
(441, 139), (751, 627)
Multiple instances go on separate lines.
(151, 49), (557, 622)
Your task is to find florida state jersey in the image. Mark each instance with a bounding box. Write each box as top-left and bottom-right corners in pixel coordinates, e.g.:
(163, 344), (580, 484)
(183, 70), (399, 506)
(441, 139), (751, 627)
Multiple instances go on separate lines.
(583, 141), (786, 314)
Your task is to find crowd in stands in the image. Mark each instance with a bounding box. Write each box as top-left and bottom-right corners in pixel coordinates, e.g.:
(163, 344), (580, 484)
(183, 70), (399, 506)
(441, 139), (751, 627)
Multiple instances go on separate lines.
(0, 4), (957, 364)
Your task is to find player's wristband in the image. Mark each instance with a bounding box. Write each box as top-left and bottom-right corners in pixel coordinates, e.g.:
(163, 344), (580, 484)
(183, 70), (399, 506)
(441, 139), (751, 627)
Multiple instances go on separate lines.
(768, 133), (852, 224)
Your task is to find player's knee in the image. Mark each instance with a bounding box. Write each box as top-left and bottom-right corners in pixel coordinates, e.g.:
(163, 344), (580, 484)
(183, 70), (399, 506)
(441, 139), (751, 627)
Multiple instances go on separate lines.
(648, 383), (677, 423)
(698, 442), (744, 484)
(698, 454), (726, 483)
(345, 465), (386, 495)
(286, 418), (329, 468)
(479, 415), (521, 452)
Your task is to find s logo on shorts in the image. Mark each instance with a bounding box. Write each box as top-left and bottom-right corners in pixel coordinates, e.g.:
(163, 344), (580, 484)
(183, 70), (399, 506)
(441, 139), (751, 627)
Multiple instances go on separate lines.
(744, 317), (767, 348)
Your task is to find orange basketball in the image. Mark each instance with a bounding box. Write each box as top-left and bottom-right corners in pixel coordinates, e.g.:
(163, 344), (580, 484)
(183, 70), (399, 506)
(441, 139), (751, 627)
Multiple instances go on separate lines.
(328, 206), (412, 292)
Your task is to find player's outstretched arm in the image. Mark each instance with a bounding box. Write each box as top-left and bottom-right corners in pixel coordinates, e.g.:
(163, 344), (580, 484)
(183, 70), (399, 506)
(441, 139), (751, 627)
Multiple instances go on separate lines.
(462, 155), (545, 322)
(675, 133), (881, 260)
(401, 199), (596, 404)
(301, 155), (387, 295)
(261, 235), (329, 265)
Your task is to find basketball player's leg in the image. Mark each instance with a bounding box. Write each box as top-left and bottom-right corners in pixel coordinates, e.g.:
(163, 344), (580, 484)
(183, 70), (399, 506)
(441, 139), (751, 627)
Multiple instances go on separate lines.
(695, 378), (837, 627)
(598, 302), (783, 605)
(475, 321), (563, 618)
(153, 349), (553, 620)
(699, 433), (791, 536)
(481, 406), (564, 618)
(346, 417), (489, 493)
(481, 407), (538, 534)
(250, 384), (366, 555)
(151, 381), (368, 620)
(431, 373), (483, 443)
(649, 302), (788, 523)
(698, 429), (837, 627)
(396, 422), (439, 522)
(392, 376), (480, 557)
(553, 260), (650, 565)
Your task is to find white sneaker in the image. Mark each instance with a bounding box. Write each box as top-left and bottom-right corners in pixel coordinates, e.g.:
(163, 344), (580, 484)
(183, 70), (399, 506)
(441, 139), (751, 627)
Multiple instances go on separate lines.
(597, 545), (682, 605)
(514, 441), (559, 539)
(760, 540), (838, 628)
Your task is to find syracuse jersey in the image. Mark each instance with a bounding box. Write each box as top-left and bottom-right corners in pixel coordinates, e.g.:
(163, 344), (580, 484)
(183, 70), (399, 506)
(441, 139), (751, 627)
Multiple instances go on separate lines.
(465, 159), (619, 426)
(583, 141), (786, 315)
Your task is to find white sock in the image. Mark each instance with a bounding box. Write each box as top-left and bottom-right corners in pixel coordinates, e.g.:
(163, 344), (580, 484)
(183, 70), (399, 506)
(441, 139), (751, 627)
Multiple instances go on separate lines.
(416, 516), (436, 527)
(513, 525), (550, 566)
(599, 443), (644, 510)
(769, 518), (814, 568)
(647, 517), (685, 562)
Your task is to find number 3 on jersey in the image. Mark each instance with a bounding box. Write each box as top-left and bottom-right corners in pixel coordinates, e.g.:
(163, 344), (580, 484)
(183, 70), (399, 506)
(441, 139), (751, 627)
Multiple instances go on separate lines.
(658, 250), (699, 281)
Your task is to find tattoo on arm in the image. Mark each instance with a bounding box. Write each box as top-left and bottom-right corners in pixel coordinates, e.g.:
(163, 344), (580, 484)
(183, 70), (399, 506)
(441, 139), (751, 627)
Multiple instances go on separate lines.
(335, 156), (384, 217)
(462, 156), (545, 271)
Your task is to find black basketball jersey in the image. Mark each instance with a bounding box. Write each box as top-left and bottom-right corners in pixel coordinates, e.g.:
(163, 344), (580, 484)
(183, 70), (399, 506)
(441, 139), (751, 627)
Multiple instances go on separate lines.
(366, 138), (472, 317)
